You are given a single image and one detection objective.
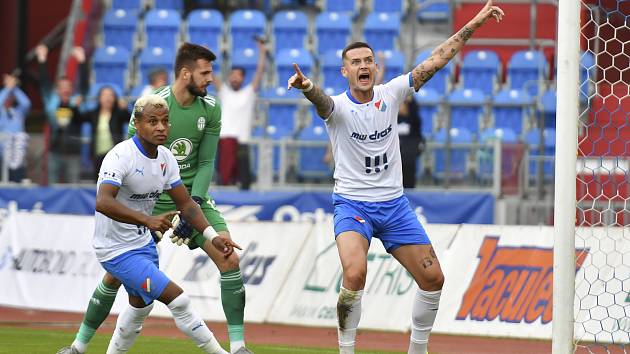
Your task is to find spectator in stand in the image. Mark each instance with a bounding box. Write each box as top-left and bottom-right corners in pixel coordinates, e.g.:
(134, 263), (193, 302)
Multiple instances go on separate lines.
(82, 85), (130, 180)
(36, 44), (89, 184)
(397, 97), (425, 188)
(141, 68), (169, 96)
(0, 73), (31, 183)
(214, 38), (267, 190)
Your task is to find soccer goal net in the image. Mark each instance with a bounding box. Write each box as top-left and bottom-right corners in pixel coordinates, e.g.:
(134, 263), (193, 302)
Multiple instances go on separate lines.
(555, 0), (629, 353)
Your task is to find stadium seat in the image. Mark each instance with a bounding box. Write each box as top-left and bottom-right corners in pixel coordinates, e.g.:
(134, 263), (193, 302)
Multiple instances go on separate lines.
(363, 12), (400, 51)
(276, 48), (314, 85)
(315, 12), (351, 53)
(321, 50), (344, 89)
(381, 49), (405, 83)
(324, 0), (357, 16)
(414, 88), (442, 138)
(187, 9), (223, 53)
(477, 127), (518, 179)
(447, 88), (485, 134)
(433, 128), (473, 180)
(138, 46), (175, 86)
(261, 86), (302, 134)
(373, 0), (403, 13)
(492, 89), (532, 135)
(416, 0), (450, 22)
(111, 0), (141, 10)
(144, 9), (181, 51)
(230, 47), (259, 86)
(272, 10), (309, 53)
(297, 112), (330, 179)
(540, 89), (556, 128)
(229, 10), (266, 51)
(507, 50), (548, 97)
(525, 128), (556, 180)
(461, 50), (501, 96)
(414, 50), (453, 94)
(155, 0), (183, 11)
(93, 46), (130, 89)
(102, 9), (138, 51)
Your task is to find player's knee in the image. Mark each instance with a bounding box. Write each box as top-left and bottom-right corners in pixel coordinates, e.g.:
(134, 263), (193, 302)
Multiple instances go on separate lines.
(343, 268), (367, 289)
(215, 252), (240, 272)
(103, 273), (122, 288)
(167, 292), (191, 313)
(421, 270), (444, 291)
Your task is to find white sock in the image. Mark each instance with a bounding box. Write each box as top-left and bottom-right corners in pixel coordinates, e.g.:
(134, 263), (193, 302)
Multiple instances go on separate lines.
(106, 302), (154, 354)
(167, 293), (228, 354)
(408, 288), (441, 354)
(337, 286), (363, 354)
(230, 340), (245, 353)
(71, 338), (87, 353)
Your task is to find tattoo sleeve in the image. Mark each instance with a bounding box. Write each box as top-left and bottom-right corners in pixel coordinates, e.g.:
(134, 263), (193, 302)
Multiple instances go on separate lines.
(412, 24), (478, 91)
(303, 85), (334, 119)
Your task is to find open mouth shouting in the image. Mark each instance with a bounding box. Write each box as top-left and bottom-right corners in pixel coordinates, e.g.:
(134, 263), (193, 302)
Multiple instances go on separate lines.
(358, 72), (371, 85)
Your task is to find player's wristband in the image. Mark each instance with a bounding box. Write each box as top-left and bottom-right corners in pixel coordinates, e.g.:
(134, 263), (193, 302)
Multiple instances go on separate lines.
(203, 226), (219, 241)
(300, 80), (314, 93)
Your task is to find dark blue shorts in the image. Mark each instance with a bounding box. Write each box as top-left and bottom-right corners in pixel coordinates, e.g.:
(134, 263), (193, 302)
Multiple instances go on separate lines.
(101, 240), (170, 305)
(333, 193), (431, 252)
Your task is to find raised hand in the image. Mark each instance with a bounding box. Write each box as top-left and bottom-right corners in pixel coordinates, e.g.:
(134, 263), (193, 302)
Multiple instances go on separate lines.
(145, 210), (179, 233)
(474, 0), (504, 25)
(71, 46), (86, 64)
(35, 44), (48, 63)
(287, 63), (311, 90)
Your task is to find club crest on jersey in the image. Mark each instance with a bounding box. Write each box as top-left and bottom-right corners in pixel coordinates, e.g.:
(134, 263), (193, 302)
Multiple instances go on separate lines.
(374, 99), (387, 112)
(170, 138), (193, 162)
(197, 117), (206, 131)
(160, 163), (166, 176)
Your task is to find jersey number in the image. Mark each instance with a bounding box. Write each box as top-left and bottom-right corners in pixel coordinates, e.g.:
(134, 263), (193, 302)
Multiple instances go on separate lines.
(365, 153), (388, 174)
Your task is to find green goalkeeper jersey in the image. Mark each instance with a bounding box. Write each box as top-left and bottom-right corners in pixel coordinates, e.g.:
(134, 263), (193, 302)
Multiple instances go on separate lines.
(128, 86), (221, 205)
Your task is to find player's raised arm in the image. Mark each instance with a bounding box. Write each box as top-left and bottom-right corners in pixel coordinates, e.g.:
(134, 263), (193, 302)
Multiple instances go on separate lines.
(287, 63), (334, 119)
(411, 0), (504, 91)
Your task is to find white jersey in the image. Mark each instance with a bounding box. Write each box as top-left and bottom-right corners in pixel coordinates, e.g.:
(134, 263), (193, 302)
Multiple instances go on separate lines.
(93, 136), (181, 262)
(326, 73), (415, 202)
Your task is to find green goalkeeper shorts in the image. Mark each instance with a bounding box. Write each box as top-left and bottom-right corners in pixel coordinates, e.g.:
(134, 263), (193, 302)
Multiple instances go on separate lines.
(152, 197), (229, 250)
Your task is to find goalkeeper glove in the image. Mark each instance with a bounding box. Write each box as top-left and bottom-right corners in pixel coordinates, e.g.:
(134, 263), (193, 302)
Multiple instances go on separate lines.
(170, 196), (205, 246)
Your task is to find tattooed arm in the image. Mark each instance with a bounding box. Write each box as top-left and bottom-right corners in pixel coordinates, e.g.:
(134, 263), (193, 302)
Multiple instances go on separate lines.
(412, 0), (505, 91)
(287, 63), (334, 119)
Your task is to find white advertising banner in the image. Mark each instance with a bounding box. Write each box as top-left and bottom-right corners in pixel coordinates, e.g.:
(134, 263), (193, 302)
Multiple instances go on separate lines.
(267, 222), (458, 332)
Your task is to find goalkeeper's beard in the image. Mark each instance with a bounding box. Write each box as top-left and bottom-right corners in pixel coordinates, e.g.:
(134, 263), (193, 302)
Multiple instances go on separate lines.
(186, 79), (207, 97)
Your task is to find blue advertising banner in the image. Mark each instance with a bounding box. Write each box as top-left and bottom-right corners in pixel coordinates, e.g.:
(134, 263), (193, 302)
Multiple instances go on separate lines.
(0, 187), (494, 224)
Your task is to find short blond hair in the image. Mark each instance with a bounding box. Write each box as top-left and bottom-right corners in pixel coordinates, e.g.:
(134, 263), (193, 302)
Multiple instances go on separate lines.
(133, 94), (168, 119)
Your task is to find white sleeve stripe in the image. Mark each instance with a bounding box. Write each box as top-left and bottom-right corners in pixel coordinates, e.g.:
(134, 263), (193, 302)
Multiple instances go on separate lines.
(101, 180), (121, 187)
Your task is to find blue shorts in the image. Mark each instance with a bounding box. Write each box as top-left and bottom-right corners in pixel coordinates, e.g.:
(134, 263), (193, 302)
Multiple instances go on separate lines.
(333, 193), (431, 252)
(101, 240), (170, 305)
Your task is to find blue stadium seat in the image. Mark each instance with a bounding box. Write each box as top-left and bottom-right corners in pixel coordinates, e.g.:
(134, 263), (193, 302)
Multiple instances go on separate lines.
(374, 0), (403, 13)
(492, 89), (532, 135)
(321, 50), (345, 89)
(363, 12), (400, 51)
(145, 9), (181, 51)
(297, 113), (330, 179)
(324, 0), (357, 15)
(540, 89), (556, 128)
(276, 48), (314, 85)
(433, 128), (472, 179)
(525, 128), (555, 179)
(415, 50), (452, 94)
(138, 47), (175, 86)
(447, 88), (485, 134)
(230, 47), (259, 86)
(416, 0), (450, 22)
(507, 50), (548, 97)
(93, 46), (129, 89)
(102, 9), (138, 51)
(272, 10), (309, 53)
(155, 0), (183, 11)
(461, 50), (501, 96)
(261, 86), (302, 134)
(414, 88), (442, 138)
(111, 0), (141, 10)
(315, 12), (351, 53)
(381, 49), (405, 83)
(187, 9), (223, 53)
(229, 10), (266, 51)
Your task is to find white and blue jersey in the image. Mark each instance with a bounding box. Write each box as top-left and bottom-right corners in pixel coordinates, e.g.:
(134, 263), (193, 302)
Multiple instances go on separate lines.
(93, 135), (181, 262)
(325, 74), (430, 251)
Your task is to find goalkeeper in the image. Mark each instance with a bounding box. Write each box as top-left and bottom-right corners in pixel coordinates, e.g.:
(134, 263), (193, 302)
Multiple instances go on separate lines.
(57, 43), (252, 354)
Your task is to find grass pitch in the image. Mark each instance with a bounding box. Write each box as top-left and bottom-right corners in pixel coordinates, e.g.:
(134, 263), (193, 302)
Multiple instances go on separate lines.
(0, 326), (403, 353)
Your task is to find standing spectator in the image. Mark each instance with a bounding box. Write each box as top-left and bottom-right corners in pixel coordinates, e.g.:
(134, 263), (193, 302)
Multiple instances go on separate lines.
(82, 85), (130, 180)
(0, 73), (31, 183)
(397, 97), (425, 188)
(36, 44), (89, 184)
(214, 38), (267, 190)
(141, 68), (169, 96)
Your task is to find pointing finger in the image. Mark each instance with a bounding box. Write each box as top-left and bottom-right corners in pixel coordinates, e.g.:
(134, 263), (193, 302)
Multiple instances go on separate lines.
(293, 63), (305, 78)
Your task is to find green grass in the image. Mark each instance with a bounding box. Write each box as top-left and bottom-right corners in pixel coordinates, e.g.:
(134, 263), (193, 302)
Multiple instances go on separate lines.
(0, 327), (402, 354)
